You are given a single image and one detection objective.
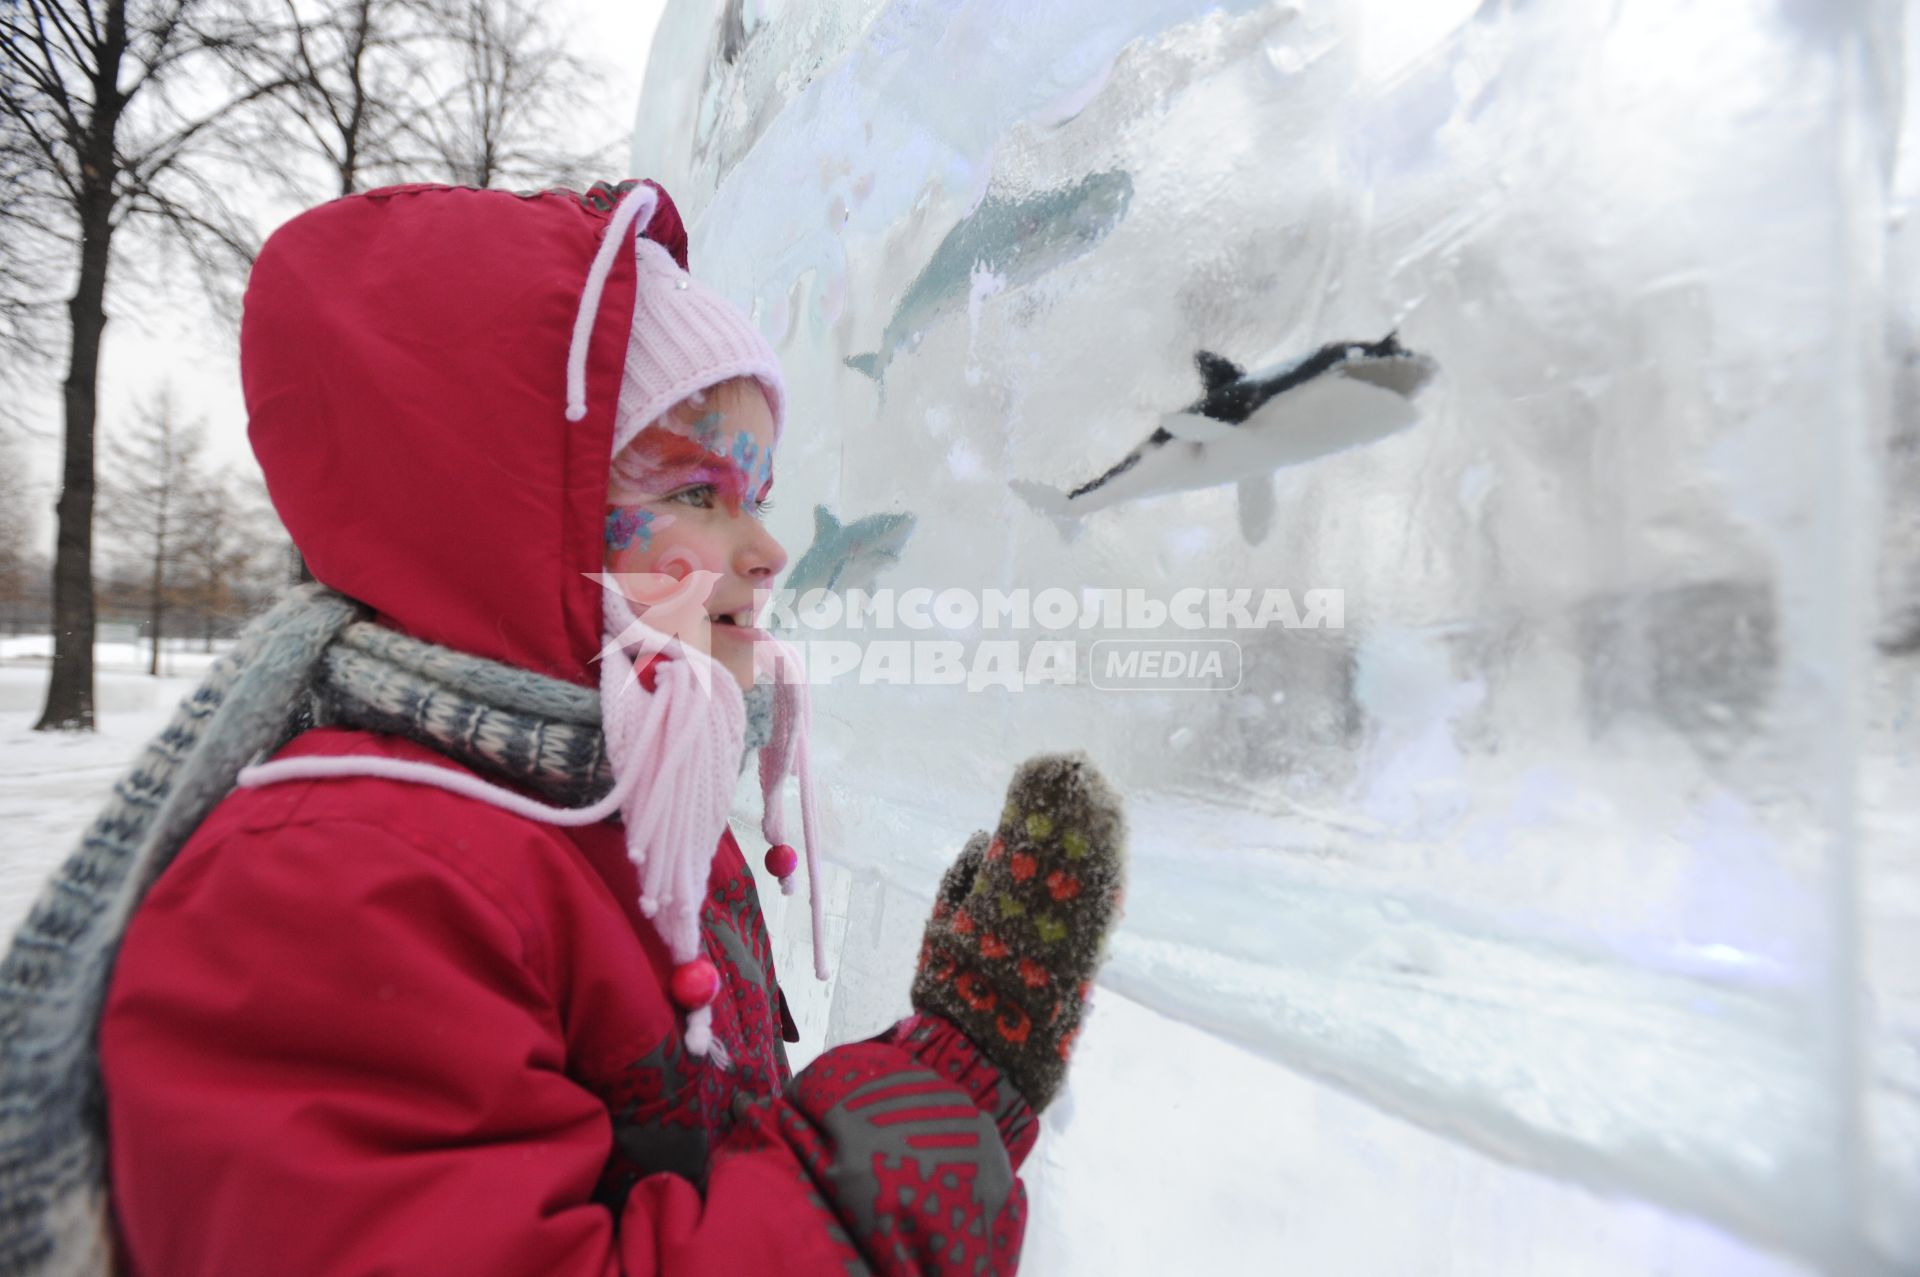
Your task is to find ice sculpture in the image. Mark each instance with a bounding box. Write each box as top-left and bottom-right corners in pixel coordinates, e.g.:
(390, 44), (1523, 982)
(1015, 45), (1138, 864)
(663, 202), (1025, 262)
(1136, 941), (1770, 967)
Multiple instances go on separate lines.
(634, 1), (1915, 1271)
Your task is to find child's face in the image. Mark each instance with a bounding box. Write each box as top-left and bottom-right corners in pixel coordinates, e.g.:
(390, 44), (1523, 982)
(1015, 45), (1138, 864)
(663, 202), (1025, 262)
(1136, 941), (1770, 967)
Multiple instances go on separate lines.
(604, 380), (787, 692)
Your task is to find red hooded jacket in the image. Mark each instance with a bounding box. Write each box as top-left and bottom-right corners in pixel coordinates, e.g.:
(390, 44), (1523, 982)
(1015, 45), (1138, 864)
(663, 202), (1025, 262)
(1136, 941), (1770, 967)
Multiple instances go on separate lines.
(99, 184), (1036, 1276)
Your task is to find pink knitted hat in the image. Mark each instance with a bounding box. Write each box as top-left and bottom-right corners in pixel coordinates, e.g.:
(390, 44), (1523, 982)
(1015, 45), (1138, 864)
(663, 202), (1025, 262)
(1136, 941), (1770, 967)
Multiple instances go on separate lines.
(611, 238), (786, 460)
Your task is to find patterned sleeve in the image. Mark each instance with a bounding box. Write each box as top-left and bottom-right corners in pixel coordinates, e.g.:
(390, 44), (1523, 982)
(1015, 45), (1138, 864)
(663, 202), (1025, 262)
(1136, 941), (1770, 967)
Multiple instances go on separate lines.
(618, 1014), (1038, 1275)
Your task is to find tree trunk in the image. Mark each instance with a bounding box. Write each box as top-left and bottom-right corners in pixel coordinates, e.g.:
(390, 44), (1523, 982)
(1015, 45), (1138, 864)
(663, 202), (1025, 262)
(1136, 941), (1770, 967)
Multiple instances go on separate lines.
(35, 0), (125, 731)
(35, 188), (117, 728)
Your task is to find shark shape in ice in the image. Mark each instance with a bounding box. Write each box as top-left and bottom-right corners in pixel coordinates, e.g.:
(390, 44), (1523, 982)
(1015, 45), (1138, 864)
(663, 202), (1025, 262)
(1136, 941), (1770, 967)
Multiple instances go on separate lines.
(846, 170), (1135, 383)
(1010, 333), (1438, 545)
(783, 505), (919, 598)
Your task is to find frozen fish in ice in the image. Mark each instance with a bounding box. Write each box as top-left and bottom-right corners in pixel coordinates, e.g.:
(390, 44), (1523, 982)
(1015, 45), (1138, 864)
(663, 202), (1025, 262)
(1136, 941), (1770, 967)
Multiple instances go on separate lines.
(846, 171), (1135, 383)
(1011, 333), (1437, 544)
(783, 504), (918, 598)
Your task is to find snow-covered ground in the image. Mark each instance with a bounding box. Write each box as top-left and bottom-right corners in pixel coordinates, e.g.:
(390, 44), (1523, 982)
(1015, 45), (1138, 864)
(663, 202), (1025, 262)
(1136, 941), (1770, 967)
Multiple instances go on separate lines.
(1, 642), (1821, 1275)
(766, 846), (1827, 1277)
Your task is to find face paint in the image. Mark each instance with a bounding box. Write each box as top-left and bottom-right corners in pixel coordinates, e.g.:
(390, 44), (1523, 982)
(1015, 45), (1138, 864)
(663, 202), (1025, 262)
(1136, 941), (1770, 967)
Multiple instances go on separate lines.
(610, 420), (770, 515)
(689, 410), (725, 451)
(604, 506), (674, 552)
(727, 430), (775, 507)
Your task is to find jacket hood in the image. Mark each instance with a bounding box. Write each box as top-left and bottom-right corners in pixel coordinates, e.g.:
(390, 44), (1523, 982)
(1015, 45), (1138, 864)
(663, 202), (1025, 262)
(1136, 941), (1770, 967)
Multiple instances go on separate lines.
(243, 182), (688, 686)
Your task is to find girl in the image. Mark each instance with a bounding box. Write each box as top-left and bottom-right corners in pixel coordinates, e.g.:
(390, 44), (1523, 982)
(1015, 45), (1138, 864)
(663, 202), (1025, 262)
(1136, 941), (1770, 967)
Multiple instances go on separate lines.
(0, 181), (1125, 1276)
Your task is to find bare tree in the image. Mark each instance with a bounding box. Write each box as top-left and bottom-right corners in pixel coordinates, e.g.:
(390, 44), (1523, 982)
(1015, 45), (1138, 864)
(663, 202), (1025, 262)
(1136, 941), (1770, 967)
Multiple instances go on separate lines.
(5, 0), (630, 723)
(100, 387), (205, 675)
(423, 0), (616, 190)
(231, 0), (441, 199)
(2, 0), (296, 729)
(233, 0), (622, 201)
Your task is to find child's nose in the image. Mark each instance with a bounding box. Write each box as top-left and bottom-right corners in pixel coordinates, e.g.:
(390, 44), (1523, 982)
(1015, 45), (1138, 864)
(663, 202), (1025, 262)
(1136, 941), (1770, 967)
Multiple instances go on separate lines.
(737, 517), (788, 581)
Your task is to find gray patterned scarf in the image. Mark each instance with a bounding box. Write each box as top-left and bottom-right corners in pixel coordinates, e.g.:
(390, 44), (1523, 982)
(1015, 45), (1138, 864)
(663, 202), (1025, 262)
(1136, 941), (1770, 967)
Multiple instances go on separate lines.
(0, 583), (771, 1276)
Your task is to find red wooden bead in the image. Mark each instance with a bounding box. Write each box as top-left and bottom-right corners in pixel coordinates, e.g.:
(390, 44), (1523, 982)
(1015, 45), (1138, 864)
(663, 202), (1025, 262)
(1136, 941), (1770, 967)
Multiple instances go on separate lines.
(764, 843), (799, 878)
(669, 959), (720, 1010)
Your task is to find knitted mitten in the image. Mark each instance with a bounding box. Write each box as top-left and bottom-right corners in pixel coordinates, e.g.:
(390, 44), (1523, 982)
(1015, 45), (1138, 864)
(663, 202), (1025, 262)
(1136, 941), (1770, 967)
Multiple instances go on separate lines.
(911, 752), (1127, 1112)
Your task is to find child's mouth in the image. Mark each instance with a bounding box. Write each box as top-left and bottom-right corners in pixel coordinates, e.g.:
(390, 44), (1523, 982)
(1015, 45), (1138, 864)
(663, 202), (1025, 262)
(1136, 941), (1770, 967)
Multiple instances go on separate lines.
(711, 610), (764, 639)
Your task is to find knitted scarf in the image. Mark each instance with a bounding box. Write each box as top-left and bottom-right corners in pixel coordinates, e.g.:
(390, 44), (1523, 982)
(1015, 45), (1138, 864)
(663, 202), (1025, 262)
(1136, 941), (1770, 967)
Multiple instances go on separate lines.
(0, 583), (775, 1276)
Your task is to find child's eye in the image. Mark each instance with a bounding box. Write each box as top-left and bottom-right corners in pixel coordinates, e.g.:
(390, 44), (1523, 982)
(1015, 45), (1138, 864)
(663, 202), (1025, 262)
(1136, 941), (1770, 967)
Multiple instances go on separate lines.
(669, 485), (716, 509)
(753, 498), (776, 518)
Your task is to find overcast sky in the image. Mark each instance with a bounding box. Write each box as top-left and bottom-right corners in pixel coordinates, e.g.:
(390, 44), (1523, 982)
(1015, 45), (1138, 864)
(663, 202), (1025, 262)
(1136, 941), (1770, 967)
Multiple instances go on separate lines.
(14, 0), (672, 525)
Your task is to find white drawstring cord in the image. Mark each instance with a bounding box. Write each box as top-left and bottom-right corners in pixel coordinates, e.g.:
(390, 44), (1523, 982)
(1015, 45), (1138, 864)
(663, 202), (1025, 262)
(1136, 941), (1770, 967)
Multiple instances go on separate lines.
(565, 183), (661, 424)
(792, 675), (828, 982)
(236, 751), (642, 824)
(238, 614), (833, 1045)
(757, 638), (829, 982)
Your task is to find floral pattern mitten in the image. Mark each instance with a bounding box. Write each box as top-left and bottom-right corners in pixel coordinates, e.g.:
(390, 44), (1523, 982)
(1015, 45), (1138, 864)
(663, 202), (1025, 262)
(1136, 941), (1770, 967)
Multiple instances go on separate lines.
(911, 753), (1127, 1112)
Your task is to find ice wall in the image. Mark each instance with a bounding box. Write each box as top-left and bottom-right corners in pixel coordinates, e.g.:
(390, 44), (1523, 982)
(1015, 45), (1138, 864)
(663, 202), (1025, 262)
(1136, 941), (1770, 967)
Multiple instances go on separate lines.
(635, 1), (1914, 1271)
